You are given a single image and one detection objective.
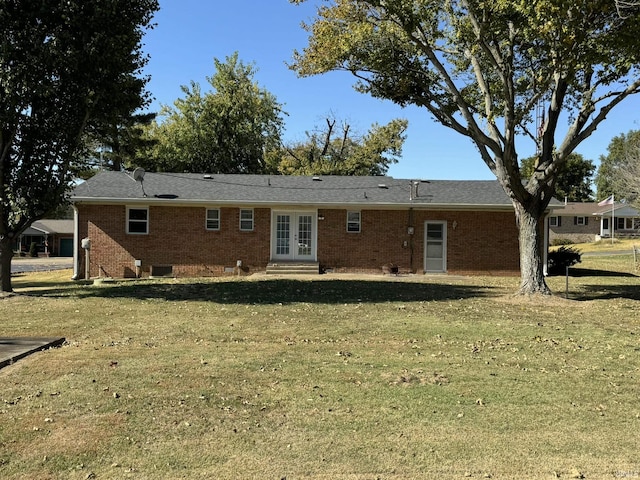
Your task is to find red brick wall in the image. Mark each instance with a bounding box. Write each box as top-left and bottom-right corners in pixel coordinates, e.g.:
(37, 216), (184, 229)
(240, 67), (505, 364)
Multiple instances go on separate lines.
(317, 208), (520, 275)
(76, 204), (521, 278)
(77, 205), (270, 278)
(413, 210), (520, 275)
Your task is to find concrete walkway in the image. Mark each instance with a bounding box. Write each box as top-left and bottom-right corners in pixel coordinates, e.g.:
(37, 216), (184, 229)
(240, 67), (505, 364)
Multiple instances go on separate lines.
(0, 337), (66, 370)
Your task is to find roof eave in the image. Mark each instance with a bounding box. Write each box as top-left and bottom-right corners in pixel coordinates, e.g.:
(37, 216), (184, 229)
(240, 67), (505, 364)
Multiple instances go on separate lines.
(71, 196), (515, 211)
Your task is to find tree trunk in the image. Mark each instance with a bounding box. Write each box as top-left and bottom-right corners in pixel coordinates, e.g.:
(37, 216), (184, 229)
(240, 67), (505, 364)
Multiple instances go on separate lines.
(515, 203), (551, 295)
(0, 236), (14, 293)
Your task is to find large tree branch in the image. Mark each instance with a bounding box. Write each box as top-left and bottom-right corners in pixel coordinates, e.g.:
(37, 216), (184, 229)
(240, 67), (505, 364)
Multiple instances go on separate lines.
(321, 117), (335, 157)
(562, 77), (640, 154)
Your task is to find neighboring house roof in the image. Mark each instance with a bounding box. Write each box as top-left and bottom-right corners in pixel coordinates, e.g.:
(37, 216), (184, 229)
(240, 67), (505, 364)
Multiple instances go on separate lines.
(594, 204), (640, 217)
(551, 202), (640, 218)
(71, 171), (516, 210)
(22, 219), (74, 236)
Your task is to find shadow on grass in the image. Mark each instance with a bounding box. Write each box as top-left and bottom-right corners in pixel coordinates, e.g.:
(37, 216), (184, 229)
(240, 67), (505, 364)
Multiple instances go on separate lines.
(575, 284), (640, 301)
(13, 280), (80, 291)
(566, 268), (638, 278)
(550, 268), (640, 301)
(32, 278), (498, 304)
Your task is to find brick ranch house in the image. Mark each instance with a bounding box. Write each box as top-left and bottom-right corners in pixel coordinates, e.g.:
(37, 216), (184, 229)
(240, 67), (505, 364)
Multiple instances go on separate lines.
(70, 171), (552, 279)
(548, 201), (640, 244)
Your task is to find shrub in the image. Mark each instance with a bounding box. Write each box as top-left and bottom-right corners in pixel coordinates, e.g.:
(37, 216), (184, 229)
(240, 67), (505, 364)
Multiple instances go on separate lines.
(551, 238), (574, 246)
(548, 246), (581, 275)
(29, 242), (39, 257)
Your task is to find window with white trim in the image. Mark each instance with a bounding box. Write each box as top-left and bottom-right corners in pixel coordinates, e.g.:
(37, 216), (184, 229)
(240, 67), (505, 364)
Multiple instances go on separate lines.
(574, 216), (587, 226)
(206, 208), (220, 230)
(549, 216), (558, 227)
(239, 209), (254, 231)
(127, 207), (148, 234)
(347, 211), (361, 233)
(618, 217), (634, 230)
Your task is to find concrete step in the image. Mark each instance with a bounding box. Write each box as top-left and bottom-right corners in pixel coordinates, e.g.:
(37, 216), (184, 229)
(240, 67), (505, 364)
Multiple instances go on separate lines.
(266, 262), (320, 275)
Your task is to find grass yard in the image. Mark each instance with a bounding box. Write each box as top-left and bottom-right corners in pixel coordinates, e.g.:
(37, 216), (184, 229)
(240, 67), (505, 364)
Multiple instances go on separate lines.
(556, 237), (640, 254)
(1, 256), (639, 479)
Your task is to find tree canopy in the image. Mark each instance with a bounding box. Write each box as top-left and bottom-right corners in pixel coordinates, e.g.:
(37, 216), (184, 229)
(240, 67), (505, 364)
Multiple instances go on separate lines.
(290, 0), (640, 294)
(0, 0), (159, 292)
(267, 116), (407, 175)
(142, 53), (285, 174)
(78, 112), (158, 179)
(520, 153), (595, 202)
(596, 130), (640, 203)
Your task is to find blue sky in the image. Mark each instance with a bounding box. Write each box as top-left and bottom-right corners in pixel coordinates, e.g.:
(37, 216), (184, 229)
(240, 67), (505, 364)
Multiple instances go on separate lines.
(141, 0), (640, 180)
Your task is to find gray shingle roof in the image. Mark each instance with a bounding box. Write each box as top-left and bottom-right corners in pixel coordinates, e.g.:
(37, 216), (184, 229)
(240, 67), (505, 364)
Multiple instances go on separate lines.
(71, 171), (515, 209)
(28, 219), (74, 235)
(551, 201), (639, 217)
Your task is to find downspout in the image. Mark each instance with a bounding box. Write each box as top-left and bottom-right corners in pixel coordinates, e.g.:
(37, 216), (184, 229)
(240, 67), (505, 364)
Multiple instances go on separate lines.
(71, 205), (80, 280)
(408, 208), (414, 273)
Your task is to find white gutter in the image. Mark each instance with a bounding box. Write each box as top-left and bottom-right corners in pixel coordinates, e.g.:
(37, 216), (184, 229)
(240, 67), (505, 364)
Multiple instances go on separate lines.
(70, 197), (516, 212)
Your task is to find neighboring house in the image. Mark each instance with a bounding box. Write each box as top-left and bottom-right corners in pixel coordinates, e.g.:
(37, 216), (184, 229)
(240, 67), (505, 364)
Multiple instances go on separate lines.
(548, 202), (640, 243)
(594, 203), (640, 239)
(70, 171), (549, 279)
(17, 219), (75, 257)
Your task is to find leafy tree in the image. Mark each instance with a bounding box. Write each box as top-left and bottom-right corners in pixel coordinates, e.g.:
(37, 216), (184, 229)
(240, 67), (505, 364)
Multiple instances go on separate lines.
(0, 0), (158, 292)
(612, 145), (640, 208)
(94, 113), (158, 173)
(144, 53), (285, 174)
(290, 0), (640, 295)
(268, 116), (407, 175)
(78, 113), (158, 180)
(595, 130), (640, 202)
(520, 153), (595, 202)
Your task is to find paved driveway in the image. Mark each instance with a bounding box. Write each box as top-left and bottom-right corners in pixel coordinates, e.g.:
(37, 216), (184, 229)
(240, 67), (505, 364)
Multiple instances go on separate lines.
(0, 337), (66, 369)
(11, 257), (73, 273)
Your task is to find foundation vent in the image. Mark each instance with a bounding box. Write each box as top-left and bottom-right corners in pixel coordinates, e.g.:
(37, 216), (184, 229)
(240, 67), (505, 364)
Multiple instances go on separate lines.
(150, 265), (173, 277)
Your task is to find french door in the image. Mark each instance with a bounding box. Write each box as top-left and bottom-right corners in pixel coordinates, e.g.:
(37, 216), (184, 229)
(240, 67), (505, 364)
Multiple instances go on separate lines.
(272, 211), (317, 261)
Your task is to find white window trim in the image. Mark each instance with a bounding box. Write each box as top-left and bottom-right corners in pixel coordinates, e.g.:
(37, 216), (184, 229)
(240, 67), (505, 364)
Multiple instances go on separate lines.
(618, 217), (634, 230)
(549, 216), (558, 227)
(126, 206), (149, 235)
(625, 218), (634, 230)
(347, 211), (361, 233)
(239, 208), (254, 231)
(576, 216), (586, 226)
(206, 208), (220, 231)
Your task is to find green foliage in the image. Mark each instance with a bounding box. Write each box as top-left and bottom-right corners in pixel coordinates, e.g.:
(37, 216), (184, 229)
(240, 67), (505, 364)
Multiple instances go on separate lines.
(290, 0), (640, 294)
(83, 112), (159, 175)
(143, 53), (285, 174)
(0, 0), (159, 291)
(520, 153), (595, 201)
(548, 246), (582, 275)
(550, 238), (575, 246)
(268, 116), (408, 175)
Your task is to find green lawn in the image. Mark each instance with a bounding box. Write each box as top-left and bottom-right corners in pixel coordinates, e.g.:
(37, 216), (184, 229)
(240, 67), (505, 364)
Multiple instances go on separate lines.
(1, 258), (639, 479)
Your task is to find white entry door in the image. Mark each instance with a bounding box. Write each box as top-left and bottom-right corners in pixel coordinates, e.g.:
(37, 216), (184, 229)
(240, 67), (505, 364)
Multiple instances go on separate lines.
(424, 221), (447, 273)
(272, 211), (317, 261)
